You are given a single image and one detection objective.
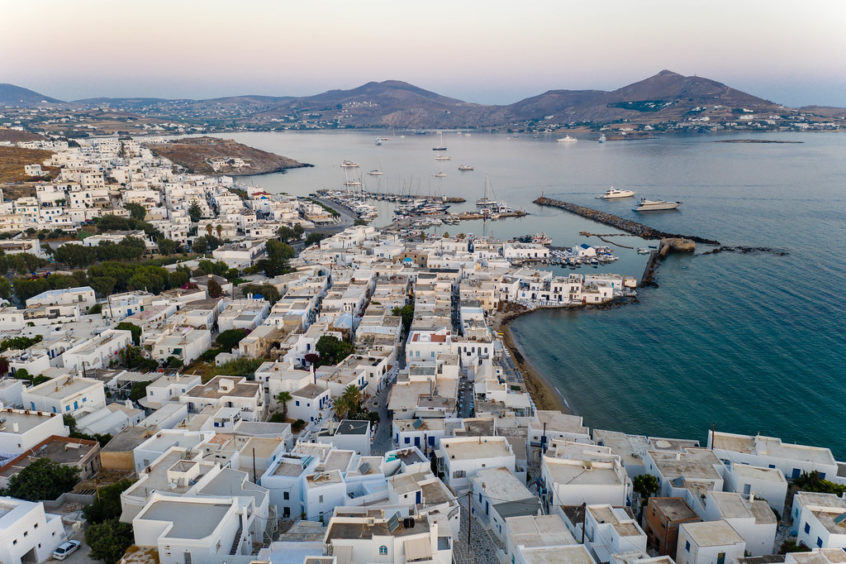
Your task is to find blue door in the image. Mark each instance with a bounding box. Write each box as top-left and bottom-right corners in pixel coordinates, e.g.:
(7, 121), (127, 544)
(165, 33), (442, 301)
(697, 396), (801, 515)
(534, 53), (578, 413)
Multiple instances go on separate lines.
(792, 468), (801, 479)
(414, 437), (420, 447)
(416, 491), (422, 504)
(485, 500), (489, 515)
(73, 401), (78, 410)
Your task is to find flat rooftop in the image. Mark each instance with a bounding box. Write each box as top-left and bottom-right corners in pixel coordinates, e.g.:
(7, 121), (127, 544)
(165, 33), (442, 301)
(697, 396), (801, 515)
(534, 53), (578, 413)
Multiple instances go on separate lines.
(471, 467), (532, 502)
(521, 545), (594, 564)
(544, 458), (622, 487)
(326, 516), (430, 540)
(184, 376), (258, 399)
(730, 463), (787, 483)
(682, 519), (744, 547)
(0, 409), (61, 434)
(441, 437), (511, 461)
(27, 376), (100, 399)
(650, 497), (700, 522)
(506, 514), (575, 548)
(138, 499), (232, 539)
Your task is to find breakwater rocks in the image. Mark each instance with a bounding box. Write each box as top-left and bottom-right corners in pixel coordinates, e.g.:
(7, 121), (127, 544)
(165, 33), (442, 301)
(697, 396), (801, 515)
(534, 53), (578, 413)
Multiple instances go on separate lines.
(533, 197), (721, 245)
(701, 246), (789, 256)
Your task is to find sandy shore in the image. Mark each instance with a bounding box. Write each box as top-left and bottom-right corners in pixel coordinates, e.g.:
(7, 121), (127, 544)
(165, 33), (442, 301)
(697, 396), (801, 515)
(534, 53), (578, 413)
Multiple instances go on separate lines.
(494, 308), (569, 413)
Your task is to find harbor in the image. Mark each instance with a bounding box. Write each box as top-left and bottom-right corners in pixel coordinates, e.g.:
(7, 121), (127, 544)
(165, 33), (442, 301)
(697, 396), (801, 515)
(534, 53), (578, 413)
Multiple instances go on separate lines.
(533, 196), (721, 245)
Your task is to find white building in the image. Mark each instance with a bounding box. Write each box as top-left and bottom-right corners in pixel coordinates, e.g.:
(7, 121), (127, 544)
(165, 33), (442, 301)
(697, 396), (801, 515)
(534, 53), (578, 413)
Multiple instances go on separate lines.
(471, 467), (540, 543)
(0, 409), (67, 456)
(288, 384), (329, 423)
(439, 436), (517, 492)
(676, 520), (745, 564)
(701, 491), (776, 556)
(794, 491), (846, 550)
(708, 431), (839, 482)
(0, 497), (66, 564)
(61, 329), (133, 372)
(543, 448), (630, 508)
(583, 505), (648, 564)
(723, 464), (788, 515)
(21, 375), (106, 415)
(180, 376), (265, 422)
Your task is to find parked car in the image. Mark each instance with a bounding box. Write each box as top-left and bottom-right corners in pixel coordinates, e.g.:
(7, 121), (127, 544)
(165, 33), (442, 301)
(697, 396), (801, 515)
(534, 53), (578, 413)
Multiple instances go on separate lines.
(53, 540), (81, 560)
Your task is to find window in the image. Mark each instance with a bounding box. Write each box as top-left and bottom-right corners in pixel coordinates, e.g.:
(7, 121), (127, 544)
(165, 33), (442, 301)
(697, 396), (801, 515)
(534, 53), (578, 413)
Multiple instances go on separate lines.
(404, 437), (410, 444)
(319, 495), (324, 503)
(453, 470), (466, 479)
(817, 538), (823, 548)
(685, 541), (690, 552)
(295, 401), (300, 406)
(283, 492), (289, 500)
(805, 523), (811, 534)
(379, 545), (388, 555)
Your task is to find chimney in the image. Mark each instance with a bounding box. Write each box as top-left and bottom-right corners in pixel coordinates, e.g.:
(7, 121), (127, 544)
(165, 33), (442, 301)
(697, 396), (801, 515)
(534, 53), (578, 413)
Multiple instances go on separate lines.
(749, 492), (755, 503)
(12, 422), (19, 433)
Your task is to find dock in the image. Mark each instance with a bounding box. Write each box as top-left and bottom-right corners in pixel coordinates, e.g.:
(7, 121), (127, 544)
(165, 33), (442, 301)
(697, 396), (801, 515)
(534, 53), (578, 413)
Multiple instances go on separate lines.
(361, 190), (465, 203)
(534, 197), (720, 245)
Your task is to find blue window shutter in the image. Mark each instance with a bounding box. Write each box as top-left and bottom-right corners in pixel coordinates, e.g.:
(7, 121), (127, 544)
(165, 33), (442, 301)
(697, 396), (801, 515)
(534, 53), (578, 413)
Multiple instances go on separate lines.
(685, 541), (690, 552)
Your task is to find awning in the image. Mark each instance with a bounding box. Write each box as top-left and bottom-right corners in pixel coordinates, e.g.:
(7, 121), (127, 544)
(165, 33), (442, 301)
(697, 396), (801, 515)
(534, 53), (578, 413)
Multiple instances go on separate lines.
(404, 536), (433, 562)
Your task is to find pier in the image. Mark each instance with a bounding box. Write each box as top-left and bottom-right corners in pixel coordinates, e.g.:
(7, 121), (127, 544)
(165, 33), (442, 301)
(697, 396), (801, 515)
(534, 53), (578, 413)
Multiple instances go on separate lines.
(534, 196), (720, 245)
(361, 190), (465, 203)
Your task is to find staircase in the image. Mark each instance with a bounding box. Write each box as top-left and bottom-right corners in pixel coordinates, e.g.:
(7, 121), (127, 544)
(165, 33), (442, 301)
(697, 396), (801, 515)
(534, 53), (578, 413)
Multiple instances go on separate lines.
(229, 522), (244, 555)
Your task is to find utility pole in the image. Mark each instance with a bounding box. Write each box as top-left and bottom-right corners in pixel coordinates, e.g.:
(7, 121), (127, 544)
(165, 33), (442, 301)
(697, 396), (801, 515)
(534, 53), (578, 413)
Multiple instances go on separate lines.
(252, 448), (257, 483)
(581, 502), (587, 544)
(467, 490), (472, 548)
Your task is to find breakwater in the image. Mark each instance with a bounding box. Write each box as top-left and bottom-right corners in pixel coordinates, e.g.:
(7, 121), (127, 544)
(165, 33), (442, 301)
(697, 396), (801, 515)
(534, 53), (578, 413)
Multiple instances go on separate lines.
(534, 197), (721, 245)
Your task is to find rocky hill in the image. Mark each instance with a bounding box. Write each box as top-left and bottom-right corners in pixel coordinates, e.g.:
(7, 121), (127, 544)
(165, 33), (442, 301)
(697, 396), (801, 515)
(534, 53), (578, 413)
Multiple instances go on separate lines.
(2, 70), (834, 130)
(146, 137), (309, 176)
(0, 84), (63, 106)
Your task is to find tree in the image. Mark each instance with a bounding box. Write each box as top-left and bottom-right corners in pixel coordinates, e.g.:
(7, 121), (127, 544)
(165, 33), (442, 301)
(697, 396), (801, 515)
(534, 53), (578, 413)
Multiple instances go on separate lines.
(0, 277), (9, 299)
(239, 283), (280, 304)
(0, 357), (8, 375)
(315, 335), (354, 366)
(166, 356), (183, 369)
(215, 224), (223, 239)
(129, 380), (153, 401)
(188, 202), (203, 222)
(305, 232), (325, 247)
(258, 240), (294, 277)
(85, 519), (134, 564)
(157, 238), (179, 255)
(354, 218), (367, 226)
(115, 322), (142, 346)
(392, 304), (415, 333)
(207, 278), (224, 298)
(334, 384), (364, 420)
(123, 203), (146, 221)
(276, 391), (292, 421)
(205, 223), (213, 237)
(216, 329), (248, 352)
(83, 479), (134, 524)
(2, 457), (80, 501)
(191, 236), (208, 254)
(632, 474), (660, 502)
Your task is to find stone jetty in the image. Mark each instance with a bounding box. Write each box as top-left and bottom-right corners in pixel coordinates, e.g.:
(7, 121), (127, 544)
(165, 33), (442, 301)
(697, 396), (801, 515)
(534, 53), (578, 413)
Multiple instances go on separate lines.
(533, 196), (721, 245)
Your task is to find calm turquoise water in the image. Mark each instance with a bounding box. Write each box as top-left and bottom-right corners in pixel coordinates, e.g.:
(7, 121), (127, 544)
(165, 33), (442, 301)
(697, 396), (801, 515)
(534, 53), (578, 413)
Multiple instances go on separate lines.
(222, 130), (846, 457)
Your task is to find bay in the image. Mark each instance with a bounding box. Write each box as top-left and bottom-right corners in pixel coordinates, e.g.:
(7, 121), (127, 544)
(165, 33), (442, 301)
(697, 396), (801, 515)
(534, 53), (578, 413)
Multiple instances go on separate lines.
(219, 130), (846, 457)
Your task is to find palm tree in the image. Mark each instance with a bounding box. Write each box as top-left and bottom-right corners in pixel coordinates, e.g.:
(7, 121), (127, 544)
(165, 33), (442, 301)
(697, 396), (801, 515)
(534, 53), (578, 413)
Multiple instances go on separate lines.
(215, 224), (223, 239)
(334, 385), (363, 420)
(205, 223), (213, 237)
(276, 391), (292, 421)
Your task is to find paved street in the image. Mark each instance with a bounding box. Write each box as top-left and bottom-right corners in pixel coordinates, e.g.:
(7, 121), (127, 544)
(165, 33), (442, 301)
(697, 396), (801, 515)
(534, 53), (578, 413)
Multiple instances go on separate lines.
(452, 496), (504, 564)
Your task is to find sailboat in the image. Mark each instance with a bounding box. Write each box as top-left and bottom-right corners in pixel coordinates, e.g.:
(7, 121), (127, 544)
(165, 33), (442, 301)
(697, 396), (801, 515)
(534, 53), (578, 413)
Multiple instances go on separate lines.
(432, 131), (447, 151)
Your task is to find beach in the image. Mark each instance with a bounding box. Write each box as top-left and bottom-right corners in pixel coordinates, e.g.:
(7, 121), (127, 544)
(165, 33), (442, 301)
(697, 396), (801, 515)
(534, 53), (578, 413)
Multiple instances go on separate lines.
(494, 308), (569, 413)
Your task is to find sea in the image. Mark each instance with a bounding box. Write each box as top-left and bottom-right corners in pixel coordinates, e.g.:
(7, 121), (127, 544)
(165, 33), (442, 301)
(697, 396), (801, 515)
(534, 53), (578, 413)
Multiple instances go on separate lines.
(218, 129), (846, 458)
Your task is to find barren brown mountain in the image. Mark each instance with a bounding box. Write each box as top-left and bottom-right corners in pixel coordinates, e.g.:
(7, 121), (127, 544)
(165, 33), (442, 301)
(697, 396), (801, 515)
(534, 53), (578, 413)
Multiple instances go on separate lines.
(147, 137), (308, 176)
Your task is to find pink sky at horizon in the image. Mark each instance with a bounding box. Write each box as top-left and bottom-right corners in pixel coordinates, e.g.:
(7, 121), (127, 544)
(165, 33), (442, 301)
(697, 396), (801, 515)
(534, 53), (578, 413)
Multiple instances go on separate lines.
(2, 0), (845, 107)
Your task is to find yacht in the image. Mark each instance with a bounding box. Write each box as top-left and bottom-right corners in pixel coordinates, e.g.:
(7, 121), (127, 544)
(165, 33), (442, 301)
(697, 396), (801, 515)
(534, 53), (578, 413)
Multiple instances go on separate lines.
(435, 154), (451, 161)
(340, 160), (359, 168)
(432, 131), (447, 151)
(375, 138), (382, 146)
(598, 134), (607, 144)
(368, 169), (383, 176)
(557, 135), (577, 143)
(633, 198), (681, 212)
(434, 172), (447, 178)
(598, 187), (635, 199)
(458, 164), (474, 171)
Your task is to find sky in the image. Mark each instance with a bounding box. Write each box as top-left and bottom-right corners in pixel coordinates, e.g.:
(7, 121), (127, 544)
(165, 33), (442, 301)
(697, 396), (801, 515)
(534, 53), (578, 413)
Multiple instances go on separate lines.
(2, 0), (845, 107)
